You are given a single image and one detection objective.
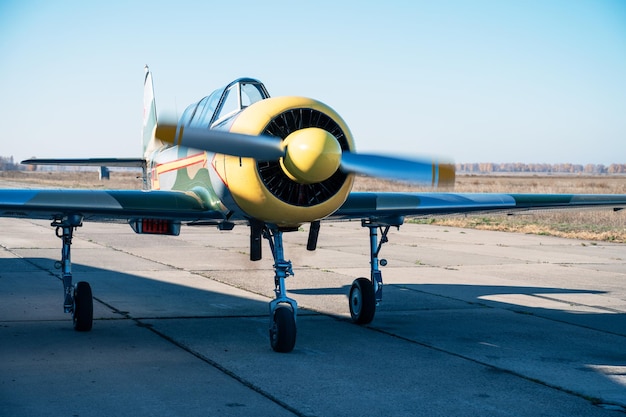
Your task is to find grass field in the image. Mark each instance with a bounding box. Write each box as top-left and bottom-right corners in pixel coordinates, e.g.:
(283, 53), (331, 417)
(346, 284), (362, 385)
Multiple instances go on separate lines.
(1, 170), (625, 243)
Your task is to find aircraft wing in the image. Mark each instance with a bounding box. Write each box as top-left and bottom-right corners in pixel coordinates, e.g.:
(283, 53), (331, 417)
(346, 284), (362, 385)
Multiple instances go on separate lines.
(333, 192), (626, 220)
(0, 189), (225, 223)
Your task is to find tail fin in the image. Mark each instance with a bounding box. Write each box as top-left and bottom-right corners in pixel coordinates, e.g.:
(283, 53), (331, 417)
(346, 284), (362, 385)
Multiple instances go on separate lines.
(142, 65), (161, 160)
(21, 68), (155, 188)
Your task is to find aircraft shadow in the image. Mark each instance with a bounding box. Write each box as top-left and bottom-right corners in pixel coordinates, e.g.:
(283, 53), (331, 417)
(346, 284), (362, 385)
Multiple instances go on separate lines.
(2, 255), (623, 338)
(293, 279), (626, 407)
(2, 256), (625, 410)
(0, 256), (272, 322)
(290, 282), (625, 338)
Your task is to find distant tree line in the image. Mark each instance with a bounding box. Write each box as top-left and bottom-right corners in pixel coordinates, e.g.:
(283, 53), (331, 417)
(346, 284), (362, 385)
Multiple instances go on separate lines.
(0, 156), (37, 171)
(0, 156), (22, 171)
(1, 155), (624, 175)
(456, 163), (626, 174)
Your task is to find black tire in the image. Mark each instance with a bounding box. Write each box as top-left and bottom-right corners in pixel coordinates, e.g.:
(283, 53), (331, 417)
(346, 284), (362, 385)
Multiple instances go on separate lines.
(269, 305), (296, 353)
(349, 277), (376, 324)
(73, 281), (93, 332)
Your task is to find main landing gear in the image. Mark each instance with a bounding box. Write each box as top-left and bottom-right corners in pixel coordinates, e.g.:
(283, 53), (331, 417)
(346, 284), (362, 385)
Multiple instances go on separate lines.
(348, 218), (399, 325)
(52, 215), (93, 332)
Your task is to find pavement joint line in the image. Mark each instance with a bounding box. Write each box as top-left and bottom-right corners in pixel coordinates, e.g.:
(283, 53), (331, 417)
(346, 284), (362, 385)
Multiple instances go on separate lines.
(129, 314), (305, 417)
(144, 325), (307, 416)
(89, 296), (303, 416)
(363, 324), (626, 413)
(92, 296), (326, 417)
(393, 283), (626, 338)
(286, 302), (626, 412)
(531, 293), (625, 314)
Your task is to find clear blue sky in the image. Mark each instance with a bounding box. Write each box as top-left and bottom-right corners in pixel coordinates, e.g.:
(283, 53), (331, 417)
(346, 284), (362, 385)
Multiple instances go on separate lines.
(1, 0), (625, 165)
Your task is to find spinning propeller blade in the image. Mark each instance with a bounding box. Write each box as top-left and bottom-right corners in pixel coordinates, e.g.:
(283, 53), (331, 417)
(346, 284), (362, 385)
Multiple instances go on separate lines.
(340, 152), (455, 187)
(155, 123), (285, 161)
(155, 123), (454, 187)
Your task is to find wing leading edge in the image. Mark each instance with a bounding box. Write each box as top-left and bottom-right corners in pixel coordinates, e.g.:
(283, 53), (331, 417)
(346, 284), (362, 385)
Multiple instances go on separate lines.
(0, 189), (225, 223)
(334, 192), (626, 220)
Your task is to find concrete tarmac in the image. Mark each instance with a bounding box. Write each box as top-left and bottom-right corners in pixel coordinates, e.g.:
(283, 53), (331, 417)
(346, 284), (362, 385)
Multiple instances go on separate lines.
(1, 217), (625, 416)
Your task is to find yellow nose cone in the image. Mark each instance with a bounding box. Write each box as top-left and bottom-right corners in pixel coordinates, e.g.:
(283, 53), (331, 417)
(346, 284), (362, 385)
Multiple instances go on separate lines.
(281, 128), (342, 184)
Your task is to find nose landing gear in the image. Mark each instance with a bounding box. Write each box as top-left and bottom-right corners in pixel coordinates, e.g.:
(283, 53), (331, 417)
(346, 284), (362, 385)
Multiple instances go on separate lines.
(263, 226), (298, 353)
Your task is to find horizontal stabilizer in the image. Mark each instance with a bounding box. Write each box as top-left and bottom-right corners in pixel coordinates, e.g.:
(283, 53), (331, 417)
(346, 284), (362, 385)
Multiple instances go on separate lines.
(21, 158), (146, 168)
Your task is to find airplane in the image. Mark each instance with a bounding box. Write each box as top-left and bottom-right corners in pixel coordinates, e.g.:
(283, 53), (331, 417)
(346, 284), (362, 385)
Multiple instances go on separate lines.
(2, 66), (625, 353)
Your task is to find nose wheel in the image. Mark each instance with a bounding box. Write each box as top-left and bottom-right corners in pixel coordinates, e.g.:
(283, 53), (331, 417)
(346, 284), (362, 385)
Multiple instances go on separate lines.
(269, 305), (296, 352)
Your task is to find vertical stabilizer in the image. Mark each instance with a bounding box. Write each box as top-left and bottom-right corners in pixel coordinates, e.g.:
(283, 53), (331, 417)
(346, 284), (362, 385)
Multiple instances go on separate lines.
(142, 65), (163, 160)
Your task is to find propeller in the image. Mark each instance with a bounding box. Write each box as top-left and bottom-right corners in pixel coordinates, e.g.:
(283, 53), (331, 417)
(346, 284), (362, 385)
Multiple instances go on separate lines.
(155, 123), (454, 187)
(155, 122), (284, 160)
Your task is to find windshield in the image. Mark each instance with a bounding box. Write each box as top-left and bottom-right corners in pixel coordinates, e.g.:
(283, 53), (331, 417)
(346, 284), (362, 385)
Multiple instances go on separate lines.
(186, 78), (269, 128)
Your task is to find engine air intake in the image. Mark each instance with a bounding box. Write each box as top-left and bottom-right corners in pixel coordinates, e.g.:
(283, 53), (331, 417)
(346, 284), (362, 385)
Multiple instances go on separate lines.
(257, 108), (350, 207)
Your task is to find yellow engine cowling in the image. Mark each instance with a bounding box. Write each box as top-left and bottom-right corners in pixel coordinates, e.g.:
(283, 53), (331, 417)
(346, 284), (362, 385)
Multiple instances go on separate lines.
(213, 96), (355, 227)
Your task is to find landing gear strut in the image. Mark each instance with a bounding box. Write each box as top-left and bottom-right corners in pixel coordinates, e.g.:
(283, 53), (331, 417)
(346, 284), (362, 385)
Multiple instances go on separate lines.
(263, 226), (297, 353)
(53, 215), (93, 331)
(349, 218), (401, 325)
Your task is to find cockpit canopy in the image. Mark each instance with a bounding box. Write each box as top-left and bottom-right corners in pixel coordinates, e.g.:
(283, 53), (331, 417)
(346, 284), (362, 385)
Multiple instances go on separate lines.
(180, 78), (270, 129)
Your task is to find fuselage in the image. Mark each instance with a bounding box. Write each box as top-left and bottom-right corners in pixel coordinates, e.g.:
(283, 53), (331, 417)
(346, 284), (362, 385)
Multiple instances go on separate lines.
(146, 78), (355, 228)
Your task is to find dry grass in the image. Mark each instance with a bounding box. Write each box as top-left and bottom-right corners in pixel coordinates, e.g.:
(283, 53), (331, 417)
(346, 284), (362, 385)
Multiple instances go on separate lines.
(355, 175), (626, 243)
(353, 174), (626, 194)
(0, 170), (143, 189)
(1, 171), (625, 243)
